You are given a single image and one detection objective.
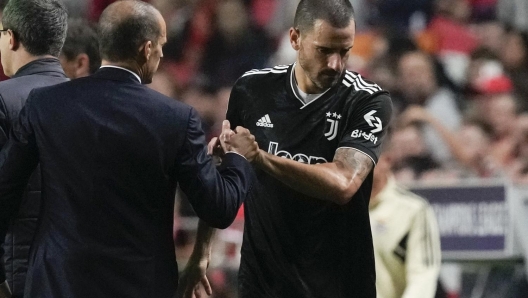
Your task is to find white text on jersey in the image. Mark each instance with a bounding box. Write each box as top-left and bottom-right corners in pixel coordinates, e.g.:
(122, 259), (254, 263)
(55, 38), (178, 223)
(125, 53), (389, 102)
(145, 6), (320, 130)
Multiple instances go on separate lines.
(268, 142), (327, 164)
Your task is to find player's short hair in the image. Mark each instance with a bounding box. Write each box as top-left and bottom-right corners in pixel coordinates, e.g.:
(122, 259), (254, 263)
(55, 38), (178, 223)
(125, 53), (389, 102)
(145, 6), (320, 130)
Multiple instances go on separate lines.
(2, 0), (68, 57)
(98, 0), (161, 62)
(62, 19), (101, 74)
(293, 0), (355, 33)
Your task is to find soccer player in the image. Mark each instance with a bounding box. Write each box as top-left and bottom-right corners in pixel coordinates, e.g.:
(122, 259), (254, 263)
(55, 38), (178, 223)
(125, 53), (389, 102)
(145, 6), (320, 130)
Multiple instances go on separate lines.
(178, 0), (393, 297)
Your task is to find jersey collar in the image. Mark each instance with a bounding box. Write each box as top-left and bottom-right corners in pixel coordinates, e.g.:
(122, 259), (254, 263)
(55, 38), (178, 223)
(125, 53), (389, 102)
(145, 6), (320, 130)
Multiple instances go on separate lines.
(288, 63), (344, 110)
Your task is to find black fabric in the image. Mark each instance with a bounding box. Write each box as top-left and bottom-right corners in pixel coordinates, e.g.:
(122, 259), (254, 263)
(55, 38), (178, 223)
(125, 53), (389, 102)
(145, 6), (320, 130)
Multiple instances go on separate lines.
(0, 58), (68, 296)
(227, 65), (392, 298)
(0, 67), (254, 298)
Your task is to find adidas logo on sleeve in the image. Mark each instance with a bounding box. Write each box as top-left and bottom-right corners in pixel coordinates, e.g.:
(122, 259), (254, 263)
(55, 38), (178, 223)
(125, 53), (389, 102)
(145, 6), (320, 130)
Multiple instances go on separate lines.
(256, 114), (274, 128)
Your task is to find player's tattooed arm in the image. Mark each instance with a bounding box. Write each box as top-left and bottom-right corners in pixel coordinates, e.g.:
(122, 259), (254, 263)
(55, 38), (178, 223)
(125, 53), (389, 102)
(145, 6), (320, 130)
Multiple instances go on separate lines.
(333, 147), (374, 189)
(254, 147), (375, 205)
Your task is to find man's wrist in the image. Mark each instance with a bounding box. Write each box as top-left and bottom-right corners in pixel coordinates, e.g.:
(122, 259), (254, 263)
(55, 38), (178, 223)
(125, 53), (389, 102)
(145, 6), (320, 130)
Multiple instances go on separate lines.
(225, 151), (247, 160)
(0, 280), (11, 298)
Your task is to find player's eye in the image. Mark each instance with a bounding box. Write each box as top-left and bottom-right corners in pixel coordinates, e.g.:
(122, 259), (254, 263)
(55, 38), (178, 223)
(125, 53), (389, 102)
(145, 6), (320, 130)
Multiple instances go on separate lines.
(318, 48), (332, 55)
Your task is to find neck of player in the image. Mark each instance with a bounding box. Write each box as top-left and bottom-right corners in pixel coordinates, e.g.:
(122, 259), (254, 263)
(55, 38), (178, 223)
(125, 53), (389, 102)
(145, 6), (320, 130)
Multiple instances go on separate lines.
(294, 62), (324, 94)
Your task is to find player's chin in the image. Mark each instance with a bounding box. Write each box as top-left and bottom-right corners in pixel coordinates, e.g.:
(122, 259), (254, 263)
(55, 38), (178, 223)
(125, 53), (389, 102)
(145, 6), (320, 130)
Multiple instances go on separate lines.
(317, 76), (339, 89)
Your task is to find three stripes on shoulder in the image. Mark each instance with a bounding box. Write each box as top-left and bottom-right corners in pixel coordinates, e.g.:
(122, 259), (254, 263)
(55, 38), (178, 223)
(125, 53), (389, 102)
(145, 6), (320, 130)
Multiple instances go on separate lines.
(343, 71), (381, 95)
(242, 65), (289, 77)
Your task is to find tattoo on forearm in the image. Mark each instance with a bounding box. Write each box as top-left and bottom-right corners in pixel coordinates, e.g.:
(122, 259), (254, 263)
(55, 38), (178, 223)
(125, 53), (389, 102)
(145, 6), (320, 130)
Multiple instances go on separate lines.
(333, 148), (374, 182)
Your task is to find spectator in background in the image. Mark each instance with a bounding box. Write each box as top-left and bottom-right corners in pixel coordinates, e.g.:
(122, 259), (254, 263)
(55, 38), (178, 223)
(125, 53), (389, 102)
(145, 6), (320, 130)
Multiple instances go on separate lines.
(508, 113), (528, 183)
(497, 0), (528, 32)
(389, 124), (441, 182)
(0, 0), (69, 296)
(60, 18), (100, 79)
(479, 93), (521, 168)
(200, 0), (273, 89)
(400, 106), (498, 178)
(397, 50), (462, 164)
(370, 137), (441, 298)
(500, 27), (528, 107)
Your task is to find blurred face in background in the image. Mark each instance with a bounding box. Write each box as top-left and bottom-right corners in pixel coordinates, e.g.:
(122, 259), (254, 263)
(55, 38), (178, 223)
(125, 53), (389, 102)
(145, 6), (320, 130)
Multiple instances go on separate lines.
(514, 114), (528, 158)
(390, 125), (428, 164)
(458, 123), (491, 162)
(501, 31), (528, 71)
(398, 52), (437, 104)
(217, 0), (248, 39)
(484, 94), (517, 136)
(291, 19), (355, 93)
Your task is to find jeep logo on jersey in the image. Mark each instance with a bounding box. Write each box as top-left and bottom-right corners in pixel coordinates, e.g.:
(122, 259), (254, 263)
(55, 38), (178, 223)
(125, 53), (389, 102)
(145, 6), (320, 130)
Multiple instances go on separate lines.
(324, 111), (342, 141)
(364, 110), (382, 133)
(268, 142), (327, 164)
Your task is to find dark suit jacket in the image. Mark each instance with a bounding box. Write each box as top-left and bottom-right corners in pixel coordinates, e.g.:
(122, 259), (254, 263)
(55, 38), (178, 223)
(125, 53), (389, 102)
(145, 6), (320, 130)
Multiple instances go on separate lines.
(0, 67), (253, 298)
(0, 58), (69, 297)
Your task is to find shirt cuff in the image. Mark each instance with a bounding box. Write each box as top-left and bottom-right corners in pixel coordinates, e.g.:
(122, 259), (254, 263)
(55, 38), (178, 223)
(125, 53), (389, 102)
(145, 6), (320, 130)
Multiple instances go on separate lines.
(225, 151), (247, 160)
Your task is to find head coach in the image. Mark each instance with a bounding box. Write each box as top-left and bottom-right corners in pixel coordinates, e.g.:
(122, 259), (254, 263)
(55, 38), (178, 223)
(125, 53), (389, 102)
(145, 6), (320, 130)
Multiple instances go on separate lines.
(0, 1), (258, 297)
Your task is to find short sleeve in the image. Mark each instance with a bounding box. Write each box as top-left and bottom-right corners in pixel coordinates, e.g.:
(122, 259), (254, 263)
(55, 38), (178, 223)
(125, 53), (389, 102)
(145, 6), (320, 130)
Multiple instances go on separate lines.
(226, 79), (245, 128)
(339, 92), (392, 164)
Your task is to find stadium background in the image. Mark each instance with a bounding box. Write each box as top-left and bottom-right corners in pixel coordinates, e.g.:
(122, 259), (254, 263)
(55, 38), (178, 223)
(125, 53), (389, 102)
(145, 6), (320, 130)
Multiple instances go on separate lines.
(2, 0), (528, 297)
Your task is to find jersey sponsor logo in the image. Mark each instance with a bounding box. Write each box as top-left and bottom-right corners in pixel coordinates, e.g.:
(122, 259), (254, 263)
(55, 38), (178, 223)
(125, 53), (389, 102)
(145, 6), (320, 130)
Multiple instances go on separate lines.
(256, 114), (274, 128)
(351, 110), (382, 144)
(351, 129), (378, 144)
(268, 142), (327, 164)
(364, 110), (383, 133)
(325, 111), (342, 141)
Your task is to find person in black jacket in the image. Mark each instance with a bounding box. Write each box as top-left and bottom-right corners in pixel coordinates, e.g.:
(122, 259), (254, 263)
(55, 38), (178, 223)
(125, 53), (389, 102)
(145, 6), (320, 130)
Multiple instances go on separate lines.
(0, 1), (258, 298)
(0, 0), (69, 297)
(59, 18), (101, 79)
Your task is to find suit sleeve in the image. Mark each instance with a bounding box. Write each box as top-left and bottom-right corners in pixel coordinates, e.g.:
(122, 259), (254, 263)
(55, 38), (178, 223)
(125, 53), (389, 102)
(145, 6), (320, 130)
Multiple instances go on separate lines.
(0, 95), (9, 149)
(402, 204), (442, 298)
(0, 91), (40, 282)
(176, 107), (254, 229)
(339, 92), (392, 164)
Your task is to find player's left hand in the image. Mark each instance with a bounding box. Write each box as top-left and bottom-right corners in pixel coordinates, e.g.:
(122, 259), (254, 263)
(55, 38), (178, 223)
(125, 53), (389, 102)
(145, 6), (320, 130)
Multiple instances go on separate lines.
(176, 256), (212, 298)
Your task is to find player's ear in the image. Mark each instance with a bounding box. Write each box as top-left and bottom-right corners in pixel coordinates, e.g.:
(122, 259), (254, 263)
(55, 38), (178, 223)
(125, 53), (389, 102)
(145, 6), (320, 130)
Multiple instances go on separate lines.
(289, 27), (301, 51)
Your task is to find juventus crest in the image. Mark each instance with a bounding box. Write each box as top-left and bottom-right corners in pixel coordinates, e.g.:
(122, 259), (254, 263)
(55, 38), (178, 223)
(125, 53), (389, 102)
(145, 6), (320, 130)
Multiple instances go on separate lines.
(324, 111), (342, 141)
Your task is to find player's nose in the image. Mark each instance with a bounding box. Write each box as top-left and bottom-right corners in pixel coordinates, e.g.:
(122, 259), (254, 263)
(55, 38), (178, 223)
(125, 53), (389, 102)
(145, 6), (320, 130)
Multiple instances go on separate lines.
(327, 53), (342, 72)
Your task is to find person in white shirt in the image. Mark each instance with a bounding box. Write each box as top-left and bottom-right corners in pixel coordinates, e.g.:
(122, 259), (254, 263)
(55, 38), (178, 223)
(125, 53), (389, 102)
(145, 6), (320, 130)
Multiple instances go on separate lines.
(370, 142), (442, 298)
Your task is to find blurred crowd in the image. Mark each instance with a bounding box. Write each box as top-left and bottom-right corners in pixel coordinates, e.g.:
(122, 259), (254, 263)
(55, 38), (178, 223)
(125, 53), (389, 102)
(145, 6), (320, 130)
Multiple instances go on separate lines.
(3, 0), (528, 297)
(42, 0), (528, 186)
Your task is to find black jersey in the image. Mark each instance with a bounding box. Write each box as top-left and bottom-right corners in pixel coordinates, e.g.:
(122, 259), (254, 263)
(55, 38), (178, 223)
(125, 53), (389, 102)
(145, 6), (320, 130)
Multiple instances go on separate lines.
(227, 64), (392, 298)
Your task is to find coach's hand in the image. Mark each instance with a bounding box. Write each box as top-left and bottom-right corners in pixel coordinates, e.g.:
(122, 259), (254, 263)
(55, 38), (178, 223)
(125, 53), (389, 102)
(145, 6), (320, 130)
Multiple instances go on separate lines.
(208, 120), (235, 157)
(176, 255), (212, 298)
(0, 280), (11, 298)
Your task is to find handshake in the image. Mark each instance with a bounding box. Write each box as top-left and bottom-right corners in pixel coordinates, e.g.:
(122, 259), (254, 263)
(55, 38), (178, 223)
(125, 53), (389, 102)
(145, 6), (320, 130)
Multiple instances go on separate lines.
(207, 120), (260, 162)
(0, 280), (11, 298)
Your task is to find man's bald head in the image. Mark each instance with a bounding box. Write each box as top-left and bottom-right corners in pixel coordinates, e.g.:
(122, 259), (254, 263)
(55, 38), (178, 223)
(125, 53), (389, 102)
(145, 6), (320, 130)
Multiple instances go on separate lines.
(98, 0), (162, 63)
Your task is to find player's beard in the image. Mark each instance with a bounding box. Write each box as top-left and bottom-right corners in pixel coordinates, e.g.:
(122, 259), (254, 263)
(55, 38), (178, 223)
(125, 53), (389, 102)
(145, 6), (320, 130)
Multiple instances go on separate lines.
(317, 70), (341, 89)
(298, 56), (341, 91)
